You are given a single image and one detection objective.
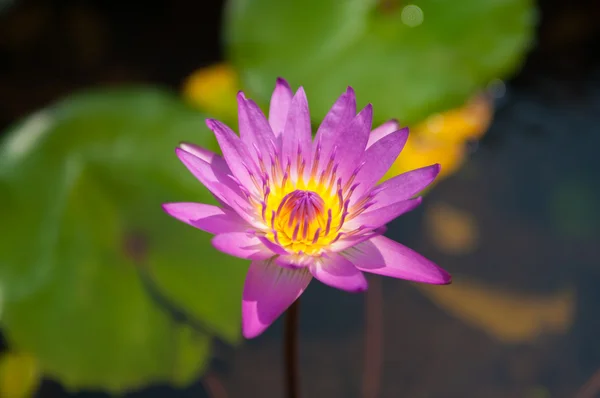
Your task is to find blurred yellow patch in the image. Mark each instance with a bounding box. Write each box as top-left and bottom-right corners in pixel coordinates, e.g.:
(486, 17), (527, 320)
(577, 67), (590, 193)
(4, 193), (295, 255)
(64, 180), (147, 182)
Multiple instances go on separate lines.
(424, 202), (479, 255)
(384, 136), (466, 181)
(0, 352), (41, 398)
(386, 95), (493, 183)
(416, 95), (493, 144)
(182, 63), (239, 121)
(417, 279), (575, 343)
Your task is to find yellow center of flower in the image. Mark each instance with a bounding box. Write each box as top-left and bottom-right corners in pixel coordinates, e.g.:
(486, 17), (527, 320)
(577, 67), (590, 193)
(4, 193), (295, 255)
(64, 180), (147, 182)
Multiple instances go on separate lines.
(263, 178), (347, 255)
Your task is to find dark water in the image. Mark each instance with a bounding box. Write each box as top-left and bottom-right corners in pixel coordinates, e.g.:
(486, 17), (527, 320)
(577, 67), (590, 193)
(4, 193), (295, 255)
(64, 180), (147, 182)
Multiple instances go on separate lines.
(2, 0), (600, 397)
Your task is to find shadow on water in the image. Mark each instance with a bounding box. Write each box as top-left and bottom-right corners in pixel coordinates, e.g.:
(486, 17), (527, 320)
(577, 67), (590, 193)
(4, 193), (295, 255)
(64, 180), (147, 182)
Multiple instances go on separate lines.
(1, 0), (600, 397)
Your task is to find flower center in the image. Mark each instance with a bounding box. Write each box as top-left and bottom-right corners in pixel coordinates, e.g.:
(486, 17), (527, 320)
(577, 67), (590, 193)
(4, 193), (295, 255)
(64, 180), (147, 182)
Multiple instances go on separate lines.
(277, 190), (324, 239)
(266, 189), (343, 255)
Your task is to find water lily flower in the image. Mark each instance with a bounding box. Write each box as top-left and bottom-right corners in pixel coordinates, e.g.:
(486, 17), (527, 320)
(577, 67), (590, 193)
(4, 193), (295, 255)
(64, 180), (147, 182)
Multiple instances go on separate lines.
(163, 78), (451, 338)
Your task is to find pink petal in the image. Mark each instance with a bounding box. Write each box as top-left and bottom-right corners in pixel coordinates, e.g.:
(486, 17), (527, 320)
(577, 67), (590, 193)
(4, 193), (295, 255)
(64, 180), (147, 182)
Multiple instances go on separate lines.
(369, 164), (441, 210)
(313, 87), (356, 169)
(344, 236), (451, 285)
(175, 148), (251, 219)
(275, 253), (314, 269)
(257, 236), (289, 255)
(309, 253), (367, 292)
(212, 232), (274, 260)
(281, 87), (312, 181)
(331, 104), (374, 182)
(268, 78), (294, 138)
(327, 227), (386, 252)
(351, 128), (409, 203)
(242, 260), (312, 338)
(205, 119), (259, 195)
(178, 142), (230, 174)
(237, 92), (276, 168)
(366, 119), (400, 148)
(345, 197), (422, 230)
(162, 202), (249, 234)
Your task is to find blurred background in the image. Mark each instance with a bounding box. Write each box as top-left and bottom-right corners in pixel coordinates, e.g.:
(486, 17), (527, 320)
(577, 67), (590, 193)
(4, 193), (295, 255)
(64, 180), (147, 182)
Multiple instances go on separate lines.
(1, 0), (599, 397)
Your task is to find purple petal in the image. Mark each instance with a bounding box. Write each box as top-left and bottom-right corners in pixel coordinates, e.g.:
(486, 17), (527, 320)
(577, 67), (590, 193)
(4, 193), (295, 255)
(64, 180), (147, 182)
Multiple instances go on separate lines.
(242, 260), (312, 338)
(268, 78), (293, 138)
(179, 142), (229, 174)
(275, 253), (314, 269)
(328, 227), (386, 252)
(366, 119), (400, 148)
(313, 87), (356, 168)
(330, 104), (374, 182)
(344, 236), (451, 285)
(345, 197), (422, 230)
(237, 92), (276, 168)
(175, 148), (251, 218)
(309, 253), (367, 292)
(206, 119), (260, 194)
(162, 202), (248, 234)
(370, 164), (441, 210)
(212, 232), (274, 260)
(351, 128), (409, 203)
(257, 236), (289, 255)
(281, 87), (312, 181)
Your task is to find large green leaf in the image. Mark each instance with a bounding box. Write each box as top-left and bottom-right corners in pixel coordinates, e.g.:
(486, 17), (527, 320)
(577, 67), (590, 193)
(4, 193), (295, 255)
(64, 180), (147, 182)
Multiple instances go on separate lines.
(225, 0), (536, 124)
(0, 87), (247, 392)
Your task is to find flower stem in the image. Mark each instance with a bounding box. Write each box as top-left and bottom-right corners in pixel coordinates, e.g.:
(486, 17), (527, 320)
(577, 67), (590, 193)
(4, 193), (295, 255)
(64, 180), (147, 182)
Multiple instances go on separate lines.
(284, 299), (300, 398)
(362, 276), (384, 398)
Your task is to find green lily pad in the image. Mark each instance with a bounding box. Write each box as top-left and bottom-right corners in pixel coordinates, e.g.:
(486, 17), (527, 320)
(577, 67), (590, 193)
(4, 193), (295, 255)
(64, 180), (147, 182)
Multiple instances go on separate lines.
(0, 87), (247, 392)
(225, 0), (536, 124)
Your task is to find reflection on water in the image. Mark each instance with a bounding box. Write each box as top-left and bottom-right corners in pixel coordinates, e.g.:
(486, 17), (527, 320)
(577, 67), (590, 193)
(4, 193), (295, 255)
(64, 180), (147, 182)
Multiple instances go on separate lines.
(418, 279), (574, 343)
(424, 201), (479, 255)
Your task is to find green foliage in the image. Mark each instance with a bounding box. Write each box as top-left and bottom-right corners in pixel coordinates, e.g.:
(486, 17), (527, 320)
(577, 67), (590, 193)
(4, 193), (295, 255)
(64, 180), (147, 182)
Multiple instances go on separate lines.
(0, 87), (247, 392)
(225, 0), (536, 124)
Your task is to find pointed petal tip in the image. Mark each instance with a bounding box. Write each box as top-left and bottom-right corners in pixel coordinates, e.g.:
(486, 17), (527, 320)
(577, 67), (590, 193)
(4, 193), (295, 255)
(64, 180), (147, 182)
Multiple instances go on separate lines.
(175, 146), (198, 163)
(205, 118), (217, 129)
(358, 103), (374, 118)
(387, 119), (402, 131)
(422, 163), (442, 181)
(424, 269), (452, 285)
(160, 202), (171, 214)
(236, 91), (247, 101)
(350, 104), (372, 127)
(178, 141), (202, 154)
(350, 281), (369, 293)
(175, 146), (185, 157)
(276, 77), (291, 89)
(442, 273), (453, 285)
(241, 323), (264, 339)
(342, 86), (356, 104)
(395, 127), (410, 142)
(295, 86), (306, 96)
